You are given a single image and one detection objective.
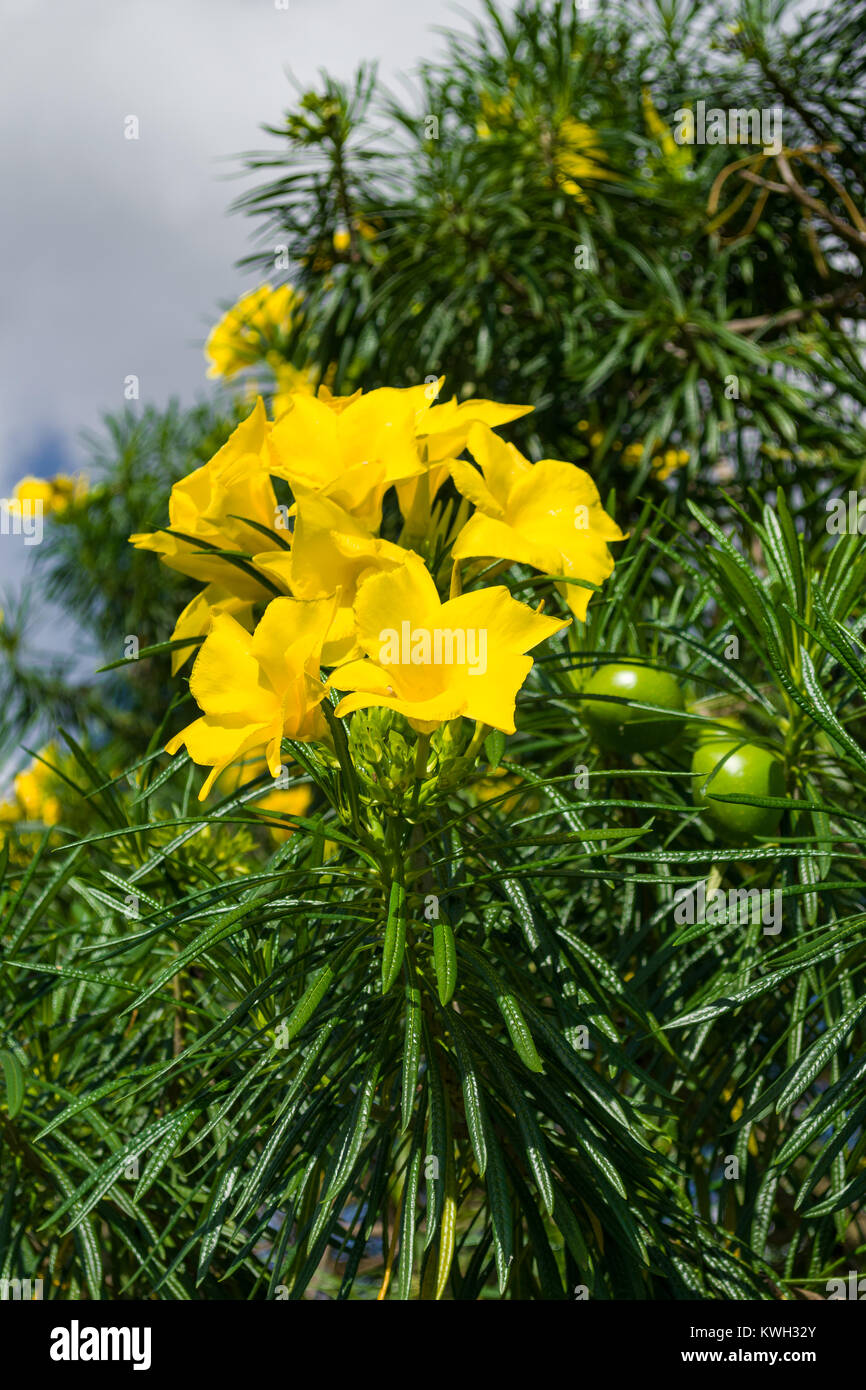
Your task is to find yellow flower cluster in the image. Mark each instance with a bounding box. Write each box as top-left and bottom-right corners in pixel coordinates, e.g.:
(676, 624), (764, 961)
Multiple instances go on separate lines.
(0, 748), (63, 832)
(205, 284), (304, 381)
(551, 117), (619, 204)
(474, 90), (617, 206)
(640, 88), (693, 180)
(476, 89), (516, 140)
(577, 422), (690, 481)
(205, 283), (337, 419)
(10, 474), (88, 515)
(131, 382), (624, 799)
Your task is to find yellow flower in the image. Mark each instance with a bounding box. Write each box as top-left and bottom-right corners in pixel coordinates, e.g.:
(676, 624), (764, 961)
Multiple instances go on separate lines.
(168, 587), (257, 676)
(272, 361), (318, 420)
(51, 473), (88, 510)
(416, 391), (532, 463)
(470, 767), (527, 815)
(129, 399), (280, 598)
(253, 489), (420, 665)
(450, 423), (625, 620)
(165, 594), (336, 799)
(13, 477), (54, 507)
(316, 383), (363, 414)
(641, 88), (692, 178)
(12, 477), (55, 510)
(332, 558), (568, 734)
(268, 386), (427, 528)
(398, 390), (533, 532)
(552, 118), (618, 203)
(205, 284), (301, 379)
(12, 748), (62, 825)
(11, 473), (88, 516)
(655, 448), (690, 481)
(250, 783), (313, 838)
(623, 444), (689, 482)
(475, 89), (514, 139)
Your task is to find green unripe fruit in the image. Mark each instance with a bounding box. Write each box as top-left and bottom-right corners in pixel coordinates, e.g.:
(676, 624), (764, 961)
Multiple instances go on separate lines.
(691, 737), (785, 839)
(581, 664), (685, 753)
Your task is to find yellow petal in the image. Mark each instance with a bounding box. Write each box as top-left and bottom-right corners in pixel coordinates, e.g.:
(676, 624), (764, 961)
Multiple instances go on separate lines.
(452, 511), (537, 567)
(250, 595), (335, 697)
(447, 457), (503, 516)
(169, 587), (255, 675)
(465, 423), (531, 504)
(420, 398), (533, 463)
(189, 613), (272, 721)
(166, 716), (277, 800)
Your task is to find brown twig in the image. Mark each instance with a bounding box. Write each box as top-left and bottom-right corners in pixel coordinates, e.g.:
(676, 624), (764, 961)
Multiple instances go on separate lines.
(727, 282), (865, 334)
(739, 162), (866, 255)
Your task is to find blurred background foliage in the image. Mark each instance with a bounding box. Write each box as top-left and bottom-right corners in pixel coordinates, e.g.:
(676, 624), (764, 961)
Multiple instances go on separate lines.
(1, 0), (865, 1301)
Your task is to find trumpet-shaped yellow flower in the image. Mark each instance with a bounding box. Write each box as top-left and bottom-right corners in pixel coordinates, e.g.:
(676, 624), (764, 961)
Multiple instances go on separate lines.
(129, 399), (280, 598)
(165, 594), (335, 799)
(253, 490), (420, 665)
(269, 378), (530, 534)
(450, 423), (624, 620)
(245, 782), (313, 839)
(416, 394), (533, 464)
(205, 284), (301, 378)
(315, 383), (363, 414)
(398, 390), (534, 532)
(332, 558), (568, 734)
(268, 386), (427, 528)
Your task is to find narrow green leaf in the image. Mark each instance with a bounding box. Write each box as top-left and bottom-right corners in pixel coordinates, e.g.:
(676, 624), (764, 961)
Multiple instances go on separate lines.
(0, 1051), (24, 1120)
(432, 918), (457, 1005)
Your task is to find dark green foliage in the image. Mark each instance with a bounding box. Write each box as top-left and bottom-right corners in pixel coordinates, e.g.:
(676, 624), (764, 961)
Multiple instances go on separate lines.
(236, 0), (866, 490)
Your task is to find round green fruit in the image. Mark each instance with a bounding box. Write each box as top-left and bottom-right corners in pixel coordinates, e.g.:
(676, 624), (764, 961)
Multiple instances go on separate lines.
(691, 737), (785, 839)
(581, 664), (685, 753)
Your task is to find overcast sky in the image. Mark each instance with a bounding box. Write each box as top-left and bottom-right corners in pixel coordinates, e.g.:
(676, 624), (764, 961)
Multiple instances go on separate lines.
(0, 0), (502, 595)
